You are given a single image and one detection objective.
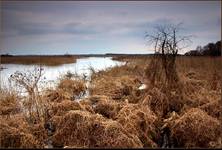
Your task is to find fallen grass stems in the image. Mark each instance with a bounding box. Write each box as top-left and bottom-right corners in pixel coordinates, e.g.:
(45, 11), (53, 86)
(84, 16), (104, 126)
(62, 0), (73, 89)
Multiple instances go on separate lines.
(0, 56), (221, 148)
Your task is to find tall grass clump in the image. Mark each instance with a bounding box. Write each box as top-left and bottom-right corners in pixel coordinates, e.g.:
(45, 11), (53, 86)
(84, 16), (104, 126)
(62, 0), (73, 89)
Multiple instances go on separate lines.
(0, 88), (21, 116)
(44, 71), (87, 105)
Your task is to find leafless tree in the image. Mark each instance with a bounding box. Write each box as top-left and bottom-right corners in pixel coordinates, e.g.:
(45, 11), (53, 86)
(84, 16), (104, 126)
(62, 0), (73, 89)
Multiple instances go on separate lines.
(145, 23), (192, 88)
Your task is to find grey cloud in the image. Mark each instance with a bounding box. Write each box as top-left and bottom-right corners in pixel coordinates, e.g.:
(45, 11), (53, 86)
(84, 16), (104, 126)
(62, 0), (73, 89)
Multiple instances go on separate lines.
(1, 1), (220, 54)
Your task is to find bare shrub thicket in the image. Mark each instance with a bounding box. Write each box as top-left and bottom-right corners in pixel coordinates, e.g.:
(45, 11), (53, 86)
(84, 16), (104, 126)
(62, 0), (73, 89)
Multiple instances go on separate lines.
(145, 23), (192, 88)
(144, 23), (193, 119)
(9, 66), (49, 123)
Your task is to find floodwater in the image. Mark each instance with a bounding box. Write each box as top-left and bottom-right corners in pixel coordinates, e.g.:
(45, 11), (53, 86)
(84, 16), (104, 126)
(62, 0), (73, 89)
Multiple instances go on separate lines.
(0, 57), (125, 90)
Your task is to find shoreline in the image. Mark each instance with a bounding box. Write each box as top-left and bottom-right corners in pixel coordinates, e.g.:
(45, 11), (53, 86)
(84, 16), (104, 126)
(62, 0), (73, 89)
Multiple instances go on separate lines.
(0, 55), (78, 66)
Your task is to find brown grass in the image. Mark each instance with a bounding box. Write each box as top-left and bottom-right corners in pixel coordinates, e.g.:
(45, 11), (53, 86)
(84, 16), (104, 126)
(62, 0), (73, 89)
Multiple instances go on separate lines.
(116, 103), (158, 147)
(142, 87), (169, 117)
(89, 75), (142, 103)
(1, 55), (77, 66)
(0, 115), (46, 148)
(85, 95), (124, 119)
(199, 100), (222, 119)
(0, 122), (40, 148)
(0, 55), (221, 148)
(44, 78), (87, 102)
(50, 100), (94, 116)
(57, 78), (87, 100)
(0, 90), (20, 116)
(169, 108), (221, 148)
(51, 110), (143, 148)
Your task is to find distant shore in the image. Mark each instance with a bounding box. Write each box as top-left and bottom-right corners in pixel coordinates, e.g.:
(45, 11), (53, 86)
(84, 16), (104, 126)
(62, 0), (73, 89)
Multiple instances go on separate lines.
(0, 55), (78, 66)
(0, 53), (219, 66)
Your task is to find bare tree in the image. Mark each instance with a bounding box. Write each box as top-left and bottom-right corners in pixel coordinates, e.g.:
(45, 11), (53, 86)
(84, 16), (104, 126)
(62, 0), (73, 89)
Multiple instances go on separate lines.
(145, 23), (192, 88)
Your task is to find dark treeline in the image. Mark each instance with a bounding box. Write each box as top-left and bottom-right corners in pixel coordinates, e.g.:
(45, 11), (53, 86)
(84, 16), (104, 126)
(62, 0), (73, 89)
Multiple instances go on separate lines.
(185, 40), (221, 56)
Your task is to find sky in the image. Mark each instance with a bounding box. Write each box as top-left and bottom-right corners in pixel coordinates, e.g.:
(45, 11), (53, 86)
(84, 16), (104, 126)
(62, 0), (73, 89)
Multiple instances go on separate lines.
(0, 1), (221, 55)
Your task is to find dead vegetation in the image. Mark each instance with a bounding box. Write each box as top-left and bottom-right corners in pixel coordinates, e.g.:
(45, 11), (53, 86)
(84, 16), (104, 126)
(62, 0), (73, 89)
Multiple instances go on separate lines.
(57, 78), (87, 100)
(51, 110), (143, 148)
(0, 115), (47, 148)
(1, 55), (77, 66)
(50, 100), (94, 116)
(101, 56), (221, 148)
(199, 100), (222, 119)
(44, 75), (87, 102)
(89, 74), (143, 103)
(0, 122), (40, 148)
(116, 104), (158, 147)
(0, 56), (221, 148)
(84, 95), (123, 119)
(0, 89), (21, 116)
(0, 68), (88, 148)
(168, 108), (221, 148)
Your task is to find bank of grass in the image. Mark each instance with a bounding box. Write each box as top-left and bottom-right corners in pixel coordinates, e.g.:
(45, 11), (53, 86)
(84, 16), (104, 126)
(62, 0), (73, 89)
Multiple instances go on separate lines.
(0, 55), (78, 66)
(0, 56), (221, 148)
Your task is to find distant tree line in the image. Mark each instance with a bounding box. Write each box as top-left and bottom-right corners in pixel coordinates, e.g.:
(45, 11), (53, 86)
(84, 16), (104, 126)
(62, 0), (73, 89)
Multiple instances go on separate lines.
(185, 40), (221, 56)
(0, 53), (14, 57)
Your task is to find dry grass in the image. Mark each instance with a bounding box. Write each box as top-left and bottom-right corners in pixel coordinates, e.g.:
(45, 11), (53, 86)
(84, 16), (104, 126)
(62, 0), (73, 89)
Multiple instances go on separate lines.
(1, 55), (77, 66)
(44, 77), (87, 102)
(199, 100), (222, 119)
(116, 103), (158, 147)
(50, 100), (94, 116)
(57, 78), (87, 100)
(85, 95), (124, 119)
(0, 55), (221, 148)
(0, 115), (46, 148)
(0, 90), (20, 116)
(89, 75), (142, 103)
(169, 108), (221, 148)
(51, 110), (143, 148)
(0, 122), (40, 148)
(142, 88), (169, 117)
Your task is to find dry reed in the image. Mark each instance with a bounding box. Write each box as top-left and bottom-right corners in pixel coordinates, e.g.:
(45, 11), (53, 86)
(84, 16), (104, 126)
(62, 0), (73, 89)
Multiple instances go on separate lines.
(1, 55), (77, 66)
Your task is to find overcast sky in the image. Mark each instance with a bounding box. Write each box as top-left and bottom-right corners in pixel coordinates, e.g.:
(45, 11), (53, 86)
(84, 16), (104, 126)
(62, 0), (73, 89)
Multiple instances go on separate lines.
(0, 1), (221, 55)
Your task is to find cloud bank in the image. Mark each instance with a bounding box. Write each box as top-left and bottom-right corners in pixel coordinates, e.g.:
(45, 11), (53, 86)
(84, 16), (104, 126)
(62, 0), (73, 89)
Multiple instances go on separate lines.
(0, 1), (221, 55)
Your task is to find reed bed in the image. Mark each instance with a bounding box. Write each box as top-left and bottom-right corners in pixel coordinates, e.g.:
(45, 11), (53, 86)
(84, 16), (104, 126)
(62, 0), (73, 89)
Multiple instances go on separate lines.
(0, 56), (221, 148)
(0, 55), (77, 66)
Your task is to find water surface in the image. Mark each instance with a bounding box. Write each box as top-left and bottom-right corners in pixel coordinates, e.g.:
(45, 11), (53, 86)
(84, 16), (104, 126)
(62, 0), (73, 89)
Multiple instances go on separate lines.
(0, 57), (125, 89)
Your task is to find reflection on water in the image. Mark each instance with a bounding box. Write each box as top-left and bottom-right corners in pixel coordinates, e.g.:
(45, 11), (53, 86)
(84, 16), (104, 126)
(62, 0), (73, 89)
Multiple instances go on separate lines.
(0, 57), (125, 89)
